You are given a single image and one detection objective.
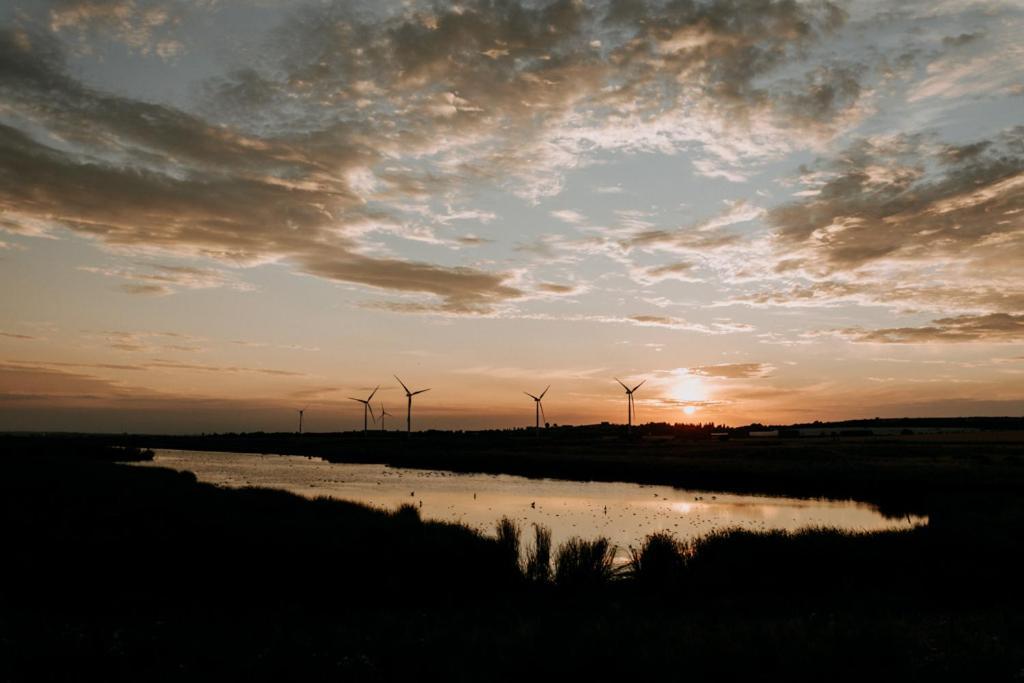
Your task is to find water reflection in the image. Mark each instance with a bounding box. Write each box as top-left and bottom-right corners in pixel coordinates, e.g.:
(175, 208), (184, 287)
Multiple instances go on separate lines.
(139, 450), (927, 561)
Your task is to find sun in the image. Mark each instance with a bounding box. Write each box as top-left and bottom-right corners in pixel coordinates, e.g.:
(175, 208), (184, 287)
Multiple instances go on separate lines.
(669, 373), (708, 403)
(668, 371), (707, 418)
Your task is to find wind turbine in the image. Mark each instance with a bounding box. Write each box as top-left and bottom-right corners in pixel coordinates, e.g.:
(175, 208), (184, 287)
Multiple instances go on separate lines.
(524, 385), (550, 434)
(348, 386), (379, 432)
(394, 376), (430, 435)
(379, 403), (393, 432)
(297, 407), (307, 434)
(615, 378), (646, 432)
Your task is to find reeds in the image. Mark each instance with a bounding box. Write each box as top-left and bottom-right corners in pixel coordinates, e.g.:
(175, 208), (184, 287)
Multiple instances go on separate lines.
(553, 536), (617, 589)
(394, 503), (421, 523)
(627, 531), (687, 586)
(495, 516), (522, 574)
(524, 524), (552, 583)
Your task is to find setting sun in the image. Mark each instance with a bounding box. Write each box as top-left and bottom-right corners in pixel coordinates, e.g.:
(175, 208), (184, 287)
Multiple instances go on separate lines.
(668, 372), (709, 405)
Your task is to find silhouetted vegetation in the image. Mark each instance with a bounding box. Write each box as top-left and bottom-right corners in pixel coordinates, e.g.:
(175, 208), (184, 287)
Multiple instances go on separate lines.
(627, 531), (687, 588)
(2, 434), (1023, 680)
(553, 537), (617, 589)
(495, 516), (523, 578)
(524, 523), (553, 584)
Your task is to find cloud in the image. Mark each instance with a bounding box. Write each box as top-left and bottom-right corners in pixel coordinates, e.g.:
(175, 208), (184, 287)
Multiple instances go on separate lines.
(622, 200), (761, 256)
(455, 235), (492, 247)
(0, 331), (39, 340)
(143, 360), (306, 376)
(454, 365), (606, 381)
(7, 0), (1015, 336)
(0, 0), (867, 317)
(626, 314), (753, 334)
(763, 129), (1024, 315)
(0, 29), (523, 313)
(80, 263), (254, 295)
(47, 0), (186, 59)
(551, 210), (588, 226)
(94, 330), (203, 354)
(119, 283), (172, 296)
(690, 362), (775, 379)
(632, 261), (701, 284)
(840, 313), (1024, 344)
(536, 282), (581, 295)
(942, 32), (984, 48)
(6, 357), (306, 377)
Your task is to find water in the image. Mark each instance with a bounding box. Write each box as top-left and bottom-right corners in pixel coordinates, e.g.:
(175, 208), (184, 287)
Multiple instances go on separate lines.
(138, 450), (927, 562)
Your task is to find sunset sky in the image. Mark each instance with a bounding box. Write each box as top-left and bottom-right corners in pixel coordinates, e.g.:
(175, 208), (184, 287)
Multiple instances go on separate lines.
(1, 0), (1022, 433)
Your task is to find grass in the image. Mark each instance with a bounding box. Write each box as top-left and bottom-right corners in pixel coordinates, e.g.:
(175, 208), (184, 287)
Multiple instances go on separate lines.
(553, 537), (618, 589)
(524, 524), (553, 584)
(627, 531), (687, 587)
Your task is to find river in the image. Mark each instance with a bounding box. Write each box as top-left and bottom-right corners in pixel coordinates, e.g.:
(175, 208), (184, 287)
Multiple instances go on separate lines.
(138, 449), (927, 561)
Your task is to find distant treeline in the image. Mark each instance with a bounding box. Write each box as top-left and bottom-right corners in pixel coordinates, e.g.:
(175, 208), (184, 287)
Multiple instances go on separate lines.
(5, 415), (1020, 441)
(781, 416), (1024, 431)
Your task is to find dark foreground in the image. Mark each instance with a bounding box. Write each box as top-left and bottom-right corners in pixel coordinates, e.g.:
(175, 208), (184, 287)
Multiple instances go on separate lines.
(2, 436), (1023, 681)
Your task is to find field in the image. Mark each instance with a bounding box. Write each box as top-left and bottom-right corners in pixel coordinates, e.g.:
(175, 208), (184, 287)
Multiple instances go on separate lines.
(2, 433), (1023, 680)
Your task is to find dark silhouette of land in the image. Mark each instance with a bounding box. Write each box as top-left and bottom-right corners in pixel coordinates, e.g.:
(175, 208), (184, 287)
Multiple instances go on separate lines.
(2, 427), (1023, 680)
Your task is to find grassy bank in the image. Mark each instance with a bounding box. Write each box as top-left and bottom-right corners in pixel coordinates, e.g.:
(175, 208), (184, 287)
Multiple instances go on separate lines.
(2, 439), (1023, 680)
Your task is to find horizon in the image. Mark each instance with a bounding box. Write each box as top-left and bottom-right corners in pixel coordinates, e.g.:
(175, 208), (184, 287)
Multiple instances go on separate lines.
(5, 414), (1022, 437)
(2, 0), (1023, 433)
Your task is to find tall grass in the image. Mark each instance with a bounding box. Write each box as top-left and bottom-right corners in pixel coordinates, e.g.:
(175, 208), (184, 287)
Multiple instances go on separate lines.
(627, 531), (687, 586)
(554, 537), (617, 589)
(495, 516), (522, 575)
(393, 503), (421, 523)
(524, 524), (552, 583)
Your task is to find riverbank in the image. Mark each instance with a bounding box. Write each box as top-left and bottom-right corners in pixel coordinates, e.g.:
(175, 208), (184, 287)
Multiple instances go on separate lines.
(99, 429), (1024, 520)
(2, 438), (1023, 680)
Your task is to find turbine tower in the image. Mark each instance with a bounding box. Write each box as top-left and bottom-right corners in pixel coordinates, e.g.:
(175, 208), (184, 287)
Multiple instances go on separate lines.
(379, 403), (393, 432)
(524, 385), (550, 434)
(615, 377), (646, 432)
(297, 407), (306, 434)
(394, 376), (430, 435)
(348, 386), (379, 432)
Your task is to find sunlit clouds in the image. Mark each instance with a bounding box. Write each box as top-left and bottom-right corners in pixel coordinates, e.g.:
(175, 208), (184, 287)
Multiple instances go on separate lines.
(1, 0), (1022, 431)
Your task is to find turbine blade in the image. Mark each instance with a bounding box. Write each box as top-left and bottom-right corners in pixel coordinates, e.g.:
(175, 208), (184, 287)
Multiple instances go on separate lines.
(539, 385), (550, 399)
(368, 403), (377, 423)
(394, 375), (410, 394)
(632, 379), (646, 392)
(367, 385), (379, 402)
(539, 401), (547, 425)
(525, 392), (539, 400)
(348, 397), (365, 403)
(615, 377), (629, 391)
(412, 388), (431, 396)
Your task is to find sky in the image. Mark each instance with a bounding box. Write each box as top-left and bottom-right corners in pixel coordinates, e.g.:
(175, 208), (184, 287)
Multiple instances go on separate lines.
(0, 0), (1022, 433)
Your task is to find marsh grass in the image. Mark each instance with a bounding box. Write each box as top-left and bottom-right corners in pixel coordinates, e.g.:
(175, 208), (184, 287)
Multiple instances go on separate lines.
(524, 524), (552, 583)
(554, 536), (617, 588)
(628, 531), (687, 587)
(496, 516), (522, 576)
(394, 503), (421, 523)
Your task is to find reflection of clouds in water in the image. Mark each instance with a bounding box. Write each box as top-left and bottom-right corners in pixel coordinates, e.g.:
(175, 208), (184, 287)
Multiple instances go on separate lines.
(140, 450), (927, 561)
